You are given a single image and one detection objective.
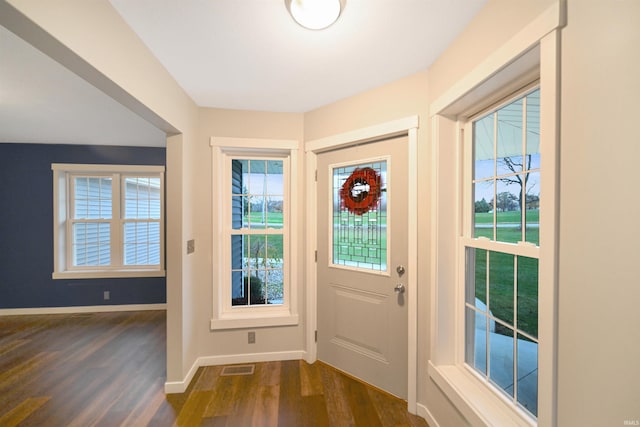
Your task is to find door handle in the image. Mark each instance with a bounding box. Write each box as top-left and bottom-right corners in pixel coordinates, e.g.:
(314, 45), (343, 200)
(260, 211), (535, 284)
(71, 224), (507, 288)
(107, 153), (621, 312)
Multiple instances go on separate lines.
(394, 284), (405, 294)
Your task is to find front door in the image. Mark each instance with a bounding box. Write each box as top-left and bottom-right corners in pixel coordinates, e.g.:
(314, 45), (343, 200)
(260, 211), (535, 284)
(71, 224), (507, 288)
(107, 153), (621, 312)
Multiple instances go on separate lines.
(317, 135), (408, 398)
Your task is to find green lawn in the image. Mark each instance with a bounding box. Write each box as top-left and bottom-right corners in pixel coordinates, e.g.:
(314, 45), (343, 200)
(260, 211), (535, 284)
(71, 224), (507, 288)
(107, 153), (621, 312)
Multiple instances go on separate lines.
(474, 209), (539, 224)
(472, 210), (539, 339)
(245, 212), (283, 225)
(473, 249), (538, 340)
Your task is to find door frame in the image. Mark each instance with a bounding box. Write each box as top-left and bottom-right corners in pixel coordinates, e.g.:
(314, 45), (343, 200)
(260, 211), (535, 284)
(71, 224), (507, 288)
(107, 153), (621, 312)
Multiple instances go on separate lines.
(304, 116), (419, 413)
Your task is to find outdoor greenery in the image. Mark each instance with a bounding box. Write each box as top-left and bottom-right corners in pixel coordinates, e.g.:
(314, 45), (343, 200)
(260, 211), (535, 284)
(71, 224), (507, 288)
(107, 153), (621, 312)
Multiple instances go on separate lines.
(472, 209), (539, 339)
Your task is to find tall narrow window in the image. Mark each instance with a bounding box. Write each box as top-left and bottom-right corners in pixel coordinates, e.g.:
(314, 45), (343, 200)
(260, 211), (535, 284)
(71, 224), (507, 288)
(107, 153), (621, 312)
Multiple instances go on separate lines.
(464, 88), (540, 418)
(230, 159), (285, 306)
(210, 137), (299, 330)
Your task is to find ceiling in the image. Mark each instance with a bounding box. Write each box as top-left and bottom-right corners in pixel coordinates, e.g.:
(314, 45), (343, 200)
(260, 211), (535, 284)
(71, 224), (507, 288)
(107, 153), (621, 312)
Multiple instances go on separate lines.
(0, 25), (167, 147)
(0, 0), (488, 146)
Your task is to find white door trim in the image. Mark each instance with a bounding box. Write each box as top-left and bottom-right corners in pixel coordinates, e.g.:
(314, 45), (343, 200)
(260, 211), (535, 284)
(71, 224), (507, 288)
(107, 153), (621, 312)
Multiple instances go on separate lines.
(305, 115), (419, 413)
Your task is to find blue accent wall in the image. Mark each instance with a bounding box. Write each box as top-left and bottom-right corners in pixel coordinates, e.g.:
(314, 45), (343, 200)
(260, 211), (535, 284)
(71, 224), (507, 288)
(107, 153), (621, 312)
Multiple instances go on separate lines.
(0, 143), (166, 309)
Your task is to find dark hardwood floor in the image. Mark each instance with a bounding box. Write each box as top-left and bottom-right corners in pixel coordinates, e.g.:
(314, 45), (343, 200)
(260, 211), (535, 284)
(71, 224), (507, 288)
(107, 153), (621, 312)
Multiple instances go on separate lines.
(0, 310), (428, 427)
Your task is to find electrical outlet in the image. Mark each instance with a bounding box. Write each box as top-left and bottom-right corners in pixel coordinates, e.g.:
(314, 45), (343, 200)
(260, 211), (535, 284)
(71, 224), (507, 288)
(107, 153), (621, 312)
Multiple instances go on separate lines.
(187, 239), (195, 254)
(248, 331), (255, 344)
(103, 291), (110, 300)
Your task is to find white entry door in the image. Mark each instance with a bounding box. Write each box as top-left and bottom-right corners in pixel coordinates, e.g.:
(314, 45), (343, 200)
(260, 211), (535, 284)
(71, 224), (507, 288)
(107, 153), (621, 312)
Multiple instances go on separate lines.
(317, 135), (408, 399)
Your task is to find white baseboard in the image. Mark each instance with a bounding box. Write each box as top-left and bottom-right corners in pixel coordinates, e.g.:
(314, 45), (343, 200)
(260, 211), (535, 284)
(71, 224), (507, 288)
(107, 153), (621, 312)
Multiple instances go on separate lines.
(0, 303), (166, 316)
(164, 350), (306, 394)
(417, 402), (441, 427)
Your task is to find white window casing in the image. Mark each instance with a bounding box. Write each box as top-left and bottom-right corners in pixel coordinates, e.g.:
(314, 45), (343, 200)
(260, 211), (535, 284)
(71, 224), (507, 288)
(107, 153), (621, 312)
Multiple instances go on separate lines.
(210, 137), (300, 330)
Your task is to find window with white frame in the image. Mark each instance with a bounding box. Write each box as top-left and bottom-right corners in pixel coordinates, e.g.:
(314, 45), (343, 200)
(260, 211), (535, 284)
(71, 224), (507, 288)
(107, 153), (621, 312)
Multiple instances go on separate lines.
(230, 158), (286, 307)
(52, 164), (165, 279)
(210, 138), (299, 330)
(463, 87), (540, 418)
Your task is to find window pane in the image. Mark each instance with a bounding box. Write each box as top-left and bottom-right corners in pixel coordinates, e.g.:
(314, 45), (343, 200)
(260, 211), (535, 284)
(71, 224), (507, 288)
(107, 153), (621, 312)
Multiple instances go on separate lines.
(266, 160), (284, 195)
(248, 160), (266, 194)
(526, 89), (540, 171)
(250, 272), (267, 305)
(474, 180), (494, 239)
(232, 159), (249, 193)
(517, 256), (538, 338)
(265, 235), (284, 265)
(266, 281), (284, 305)
(474, 114), (494, 180)
(489, 326), (514, 398)
(266, 196), (284, 229)
(124, 177), (161, 220)
(496, 99), (523, 177)
(74, 177), (112, 219)
(72, 222), (110, 266)
(249, 197), (266, 228)
(232, 196), (249, 229)
(495, 179), (522, 243)
(466, 306), (487, 376)
(332, 161), (387, 272)
(524, 171), (540, 245)
(488, 251), (514, 327)
(517, 333), (538, 416)
(123, 222), (160, 265)
(231, 271), (248, 306)
(466, 248), (488, 311)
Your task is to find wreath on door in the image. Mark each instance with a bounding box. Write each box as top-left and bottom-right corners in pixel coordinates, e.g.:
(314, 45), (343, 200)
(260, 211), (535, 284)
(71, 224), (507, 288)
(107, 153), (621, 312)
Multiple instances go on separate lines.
(340, 167), (382, 215)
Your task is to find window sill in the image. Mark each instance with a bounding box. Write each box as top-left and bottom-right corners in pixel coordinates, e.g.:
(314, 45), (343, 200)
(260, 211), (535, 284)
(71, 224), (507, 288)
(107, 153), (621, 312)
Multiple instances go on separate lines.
(52, 269), (166, 280)
(210, 311), (299, 330)
(428, 361), (535, 427)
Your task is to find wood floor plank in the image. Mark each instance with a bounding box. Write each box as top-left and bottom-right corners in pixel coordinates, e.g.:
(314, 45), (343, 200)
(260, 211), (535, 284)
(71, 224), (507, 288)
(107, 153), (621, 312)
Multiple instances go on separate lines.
(0, 396), (50, 427)
(277, 360), (305, 427)
(319, 364), (357, 426)
(343, 375), (384, 427)
(251, 384), (280, 427)
(119, 381), (167, 427)
(299, 359), (324, 397)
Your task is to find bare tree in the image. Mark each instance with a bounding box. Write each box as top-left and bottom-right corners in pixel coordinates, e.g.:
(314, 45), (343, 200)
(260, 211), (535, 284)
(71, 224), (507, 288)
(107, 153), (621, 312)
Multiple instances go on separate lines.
(497, 154), (535, 225)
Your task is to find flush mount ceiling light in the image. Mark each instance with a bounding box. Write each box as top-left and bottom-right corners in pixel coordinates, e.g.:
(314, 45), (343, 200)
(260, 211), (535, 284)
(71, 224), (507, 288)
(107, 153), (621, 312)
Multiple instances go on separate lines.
(285, 0), (344, 30)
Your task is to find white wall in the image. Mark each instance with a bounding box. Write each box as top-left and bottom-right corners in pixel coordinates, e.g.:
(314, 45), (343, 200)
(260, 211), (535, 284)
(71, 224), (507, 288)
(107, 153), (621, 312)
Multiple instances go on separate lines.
(558, 1), (640, 425)
(196, 108), (306, 359)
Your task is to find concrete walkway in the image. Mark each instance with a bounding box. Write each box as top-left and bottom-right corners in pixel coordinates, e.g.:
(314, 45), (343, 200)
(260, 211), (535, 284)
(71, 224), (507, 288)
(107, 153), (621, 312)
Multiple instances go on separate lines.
(473, 299), (538, 415)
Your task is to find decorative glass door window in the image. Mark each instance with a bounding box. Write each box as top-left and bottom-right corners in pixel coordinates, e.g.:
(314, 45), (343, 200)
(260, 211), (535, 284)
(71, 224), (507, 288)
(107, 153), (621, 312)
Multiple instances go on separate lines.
(331, 159), (387, 272)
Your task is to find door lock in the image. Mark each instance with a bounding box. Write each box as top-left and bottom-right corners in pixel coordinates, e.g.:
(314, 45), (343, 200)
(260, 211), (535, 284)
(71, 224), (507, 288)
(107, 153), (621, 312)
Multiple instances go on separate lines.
(396, 265), (406, 276)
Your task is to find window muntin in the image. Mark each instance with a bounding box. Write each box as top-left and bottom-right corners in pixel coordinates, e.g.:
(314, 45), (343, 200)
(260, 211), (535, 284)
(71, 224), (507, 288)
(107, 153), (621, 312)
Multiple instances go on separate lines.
(52, 164), (165, 278)
(464, 88), (540, 418)
(229, 158), (286, 308)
